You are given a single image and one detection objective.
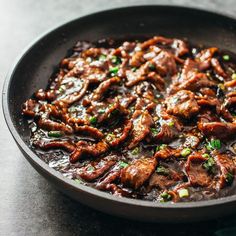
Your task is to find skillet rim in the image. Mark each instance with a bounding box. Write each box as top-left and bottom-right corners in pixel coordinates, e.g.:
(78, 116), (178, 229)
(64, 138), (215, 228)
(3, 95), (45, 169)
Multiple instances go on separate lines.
(2, 5), (236, 211)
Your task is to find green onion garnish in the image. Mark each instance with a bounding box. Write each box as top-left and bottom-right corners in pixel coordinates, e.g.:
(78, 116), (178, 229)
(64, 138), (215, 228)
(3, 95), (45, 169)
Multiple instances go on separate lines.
(148, 63), (156, 71)
(105, 133), (115, 142)
(232, 73), (236, 80)
(89, 116), (97, 125)
(98, 109), (106, 114)
(74, 179), (83, 184)
(168, 121), (175, 127)
(131, 67), (137, 72)
(178, 188), (189, 198)
(207, 139), (221, 150)
(156, 166), (169, 175)
(151, 128), (159, 136)
(226, 172), (234, 184)
(203, 156), (215, 173)
(181, 148), (192, 157)
(109, 66), (119, 76)
(160, 191), (172, 202)
(111, 55), (122, 64)
(119, 161), (129, 168)
(99, 54), (107, 61)
(202, 153), (210, 159)
(223, 55), (230, 61)
(131, 147), (139, 155)
(87, 166), (95, 172)
(48, 131), (63, 138)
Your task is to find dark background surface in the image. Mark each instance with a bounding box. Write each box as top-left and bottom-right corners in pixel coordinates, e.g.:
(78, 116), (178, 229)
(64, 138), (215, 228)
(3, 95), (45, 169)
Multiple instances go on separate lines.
(1, 1), (236, 235)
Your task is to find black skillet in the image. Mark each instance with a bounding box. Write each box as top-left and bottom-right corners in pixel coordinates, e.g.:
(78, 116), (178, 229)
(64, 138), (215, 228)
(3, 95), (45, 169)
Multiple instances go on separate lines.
(3, 6), (236, 222)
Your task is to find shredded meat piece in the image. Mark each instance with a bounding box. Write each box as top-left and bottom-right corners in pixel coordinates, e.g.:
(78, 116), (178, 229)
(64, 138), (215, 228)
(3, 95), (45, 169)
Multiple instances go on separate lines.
(198, 122), (236, 140)
(214, 152), (235, 188)
(74, 125), (104, 139)
(166, 90), (200, 119)
(120, 157), (157, 189)
(185, 153), (212, 187)
(22, 99), (39, 117)
(76, 158), (116, 181)
(152, 50), (177, 76)
(92, 77), (121, 101)
(70, 140), (109, 163)
(33, 140), (76, 152)
(128, 110), (153, 149)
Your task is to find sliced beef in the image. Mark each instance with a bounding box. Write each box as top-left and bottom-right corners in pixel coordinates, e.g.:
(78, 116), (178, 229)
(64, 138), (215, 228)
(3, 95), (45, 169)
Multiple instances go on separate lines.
(166, 90), (200, 119)
(120, 157), (157, 189)
(214, 152), (235, 188)
(198, 122), (236, 140)
(128, 110), (153, 149)
(33, 140), (76, 152)
(70, 140), (109, 163)
(92, 77), (121, 101)
(76, 158), (116, 181)
(152, 50), (177, 76)
(185, 153), (212, 187)
(74, 125), (104, 139)
(22, 99), (39, 117)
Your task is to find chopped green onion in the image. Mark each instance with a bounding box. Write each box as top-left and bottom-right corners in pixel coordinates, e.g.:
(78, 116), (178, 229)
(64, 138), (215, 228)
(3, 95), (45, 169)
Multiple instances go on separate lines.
(87, 166), (95, 172)
(131, 67), (137, 72)
(218, 83), (225, 91)
(109, 66), (119, 76)
(178, 188), (189, 198)
(156, 166), (169, 175)
(226, 172), (234, 184)
(207, 139), (221, 150)
(111, 109), (119, 115)
(119, 161), (129, 168)
(151, 128), (159, 136)
(58, 85), (66, 93)
(232, 73), (236, 80)
(89, 116), (97, 125)
(111, 55), (122, 64)
(160, 191), (172, 202)
(202, 153), (210, 159)
(98, 109), (106, 114)
(105, 133), (115, 142)
(48, 131), (63, 138)
(148, 63), (156, 71)
(74, 179), (83, 184)
(223, 55), (230, 61)
(99, 54), (107, 61)
(168, 121), (175, 127)
(203, 156), (215, 173)
(156, 144), (167, 152)
(131, 147), (139, 155)
(181, 148), (192, 157)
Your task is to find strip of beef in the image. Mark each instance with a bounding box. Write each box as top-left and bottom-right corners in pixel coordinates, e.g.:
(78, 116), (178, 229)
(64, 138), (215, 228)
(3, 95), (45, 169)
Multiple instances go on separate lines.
(185, 153), (212, 187)
(38, 118), (73, 134)
(152, 50), (177, 76)
(154, 146), (181, 159)
(106, 120), (132, 147)
(92, 77), (121, 101)
(76, 158), (116, 181)
(120, 157), (157, 189)
(33, 140), (76, 152)
(214, 152), (235, 188)
(70, 140), (109, 163)
(211, 58), (228, 78)
(128, 110), (153, 149)
(170, 59), (215, 93)
(198, 122), (236, 140)
(166, 90), (200, 119)
(74, 125), (104, 139)
(22, 99), (39, 117)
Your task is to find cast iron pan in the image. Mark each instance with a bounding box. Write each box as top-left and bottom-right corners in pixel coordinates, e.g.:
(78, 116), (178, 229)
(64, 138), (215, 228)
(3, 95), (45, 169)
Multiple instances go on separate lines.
(3, 6), (236, 222)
